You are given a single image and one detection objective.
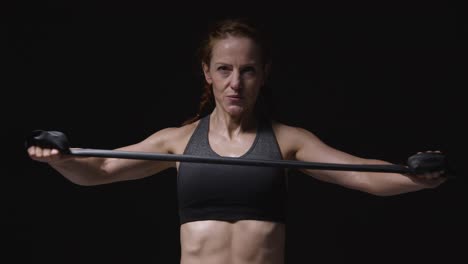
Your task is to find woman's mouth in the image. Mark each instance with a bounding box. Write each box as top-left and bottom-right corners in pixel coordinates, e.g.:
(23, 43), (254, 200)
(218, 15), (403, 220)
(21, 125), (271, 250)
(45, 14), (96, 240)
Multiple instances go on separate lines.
(227, 95), (243, 102)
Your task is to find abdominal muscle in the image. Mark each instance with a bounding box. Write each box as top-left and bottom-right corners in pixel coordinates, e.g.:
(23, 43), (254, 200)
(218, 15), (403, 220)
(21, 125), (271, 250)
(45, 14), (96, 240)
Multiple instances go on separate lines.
(179, 220), (285, 264)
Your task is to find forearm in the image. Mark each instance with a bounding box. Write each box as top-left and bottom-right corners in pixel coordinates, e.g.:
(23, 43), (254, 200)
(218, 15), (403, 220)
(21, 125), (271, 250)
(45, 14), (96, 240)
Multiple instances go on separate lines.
(360, 159), (427, 196)
(49, 157), (108, 186)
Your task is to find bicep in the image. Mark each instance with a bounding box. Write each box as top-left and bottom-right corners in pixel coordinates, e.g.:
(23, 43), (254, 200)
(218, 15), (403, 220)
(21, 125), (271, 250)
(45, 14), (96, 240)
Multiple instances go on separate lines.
(293, 127), (368, 186)
(101, 127), (177, 182)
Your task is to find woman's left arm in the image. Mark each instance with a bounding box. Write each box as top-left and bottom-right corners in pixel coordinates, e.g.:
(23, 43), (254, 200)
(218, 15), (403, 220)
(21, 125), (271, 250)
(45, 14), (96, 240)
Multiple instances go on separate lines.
(277, 124), (446, 196)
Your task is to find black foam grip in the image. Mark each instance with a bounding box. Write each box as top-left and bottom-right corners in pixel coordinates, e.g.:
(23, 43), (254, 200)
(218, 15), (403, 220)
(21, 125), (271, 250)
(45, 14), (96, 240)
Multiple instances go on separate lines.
(407, 152), (447, 174)
(25, 130), (71, 153)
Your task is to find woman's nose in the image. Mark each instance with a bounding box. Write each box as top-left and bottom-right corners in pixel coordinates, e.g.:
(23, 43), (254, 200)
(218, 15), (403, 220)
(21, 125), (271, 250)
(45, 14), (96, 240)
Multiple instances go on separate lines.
(230, 70), (241, 90)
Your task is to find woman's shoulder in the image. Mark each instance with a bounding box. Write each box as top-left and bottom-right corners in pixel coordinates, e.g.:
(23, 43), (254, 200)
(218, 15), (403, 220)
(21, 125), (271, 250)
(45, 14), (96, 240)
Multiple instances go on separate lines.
(149, 120), (199, 138)
(270, 120), (302, 135)
(270, 120), (321, 147)
(147, 120), (200, 154)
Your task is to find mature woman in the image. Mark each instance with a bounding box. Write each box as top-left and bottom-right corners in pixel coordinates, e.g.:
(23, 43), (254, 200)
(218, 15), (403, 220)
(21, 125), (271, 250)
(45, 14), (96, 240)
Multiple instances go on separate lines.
(27, 18), (445, 264)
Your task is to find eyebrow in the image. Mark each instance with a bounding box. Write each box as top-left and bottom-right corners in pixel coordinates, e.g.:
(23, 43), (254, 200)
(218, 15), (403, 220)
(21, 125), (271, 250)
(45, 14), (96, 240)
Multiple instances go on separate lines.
(214, 62), (258, 67)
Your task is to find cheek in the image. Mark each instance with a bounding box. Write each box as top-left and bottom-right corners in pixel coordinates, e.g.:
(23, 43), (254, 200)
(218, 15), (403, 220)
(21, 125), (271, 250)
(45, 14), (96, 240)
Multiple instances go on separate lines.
(247, 81), (262, 95)
(211, 75), (228, 89)
(212, 81), (224, 93)
(212, 85), (225, 101)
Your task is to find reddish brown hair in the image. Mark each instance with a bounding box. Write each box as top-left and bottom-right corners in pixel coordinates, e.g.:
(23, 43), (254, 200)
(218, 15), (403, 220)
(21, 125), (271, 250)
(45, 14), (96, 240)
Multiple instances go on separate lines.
(182, 18), (272, 125)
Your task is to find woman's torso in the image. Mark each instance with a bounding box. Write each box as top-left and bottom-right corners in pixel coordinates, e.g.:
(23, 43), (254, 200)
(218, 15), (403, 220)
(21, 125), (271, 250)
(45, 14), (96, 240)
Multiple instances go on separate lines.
(180, 220), (285, 264)
(168, 115), (293, 264)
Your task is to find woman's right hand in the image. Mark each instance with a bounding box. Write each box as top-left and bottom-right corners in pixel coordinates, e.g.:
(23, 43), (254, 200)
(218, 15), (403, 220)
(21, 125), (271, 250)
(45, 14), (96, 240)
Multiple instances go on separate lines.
(27, 146), (72, 164)
(26, 130), (73, 165)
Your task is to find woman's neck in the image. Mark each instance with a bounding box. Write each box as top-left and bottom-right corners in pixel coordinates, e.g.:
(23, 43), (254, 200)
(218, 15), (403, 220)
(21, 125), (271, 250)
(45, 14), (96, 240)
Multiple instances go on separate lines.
(210, 107), (257, 140)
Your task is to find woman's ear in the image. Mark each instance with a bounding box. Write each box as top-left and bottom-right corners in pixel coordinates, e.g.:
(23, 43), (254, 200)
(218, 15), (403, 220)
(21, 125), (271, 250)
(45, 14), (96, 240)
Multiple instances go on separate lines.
(202, 63), (213, 84)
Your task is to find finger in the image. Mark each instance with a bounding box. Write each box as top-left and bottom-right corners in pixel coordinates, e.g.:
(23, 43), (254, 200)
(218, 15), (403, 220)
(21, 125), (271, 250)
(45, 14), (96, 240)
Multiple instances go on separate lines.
(51, 149), (59, 155)
(43, 148), (51, 157)
(35, 146), (43, 158)
(429, 171), (445, 179)
(422, 173), (433, 180)
(431, 177), (447, 186)
(27, 146), (35, 156)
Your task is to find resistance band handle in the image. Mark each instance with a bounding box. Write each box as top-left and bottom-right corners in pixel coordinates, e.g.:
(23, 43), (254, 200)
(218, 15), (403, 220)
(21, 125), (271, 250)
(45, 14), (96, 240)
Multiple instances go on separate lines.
(407, 152), (447, 174)
(407, 152), (456, 179)
(25, 130), (71, 154)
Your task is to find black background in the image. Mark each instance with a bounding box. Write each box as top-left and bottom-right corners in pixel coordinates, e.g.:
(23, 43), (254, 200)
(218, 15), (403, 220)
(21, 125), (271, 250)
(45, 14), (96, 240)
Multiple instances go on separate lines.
(6, 2), (468, 264)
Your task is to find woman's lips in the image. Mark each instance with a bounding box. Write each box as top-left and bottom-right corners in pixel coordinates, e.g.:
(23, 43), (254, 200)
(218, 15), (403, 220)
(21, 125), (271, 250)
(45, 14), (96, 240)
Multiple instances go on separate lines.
(227, 95), (243, 103)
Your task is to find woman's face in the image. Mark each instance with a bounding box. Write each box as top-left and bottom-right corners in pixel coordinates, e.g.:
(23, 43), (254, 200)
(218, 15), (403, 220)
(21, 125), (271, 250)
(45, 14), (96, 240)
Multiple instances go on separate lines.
(203, 36), (267, 117)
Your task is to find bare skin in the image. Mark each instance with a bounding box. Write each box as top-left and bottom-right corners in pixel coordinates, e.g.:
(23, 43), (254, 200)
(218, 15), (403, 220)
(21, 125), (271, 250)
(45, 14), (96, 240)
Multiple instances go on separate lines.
(27, 35), (445, 264)
(27, 119), (444, 264)
(180, 220), (285, 264)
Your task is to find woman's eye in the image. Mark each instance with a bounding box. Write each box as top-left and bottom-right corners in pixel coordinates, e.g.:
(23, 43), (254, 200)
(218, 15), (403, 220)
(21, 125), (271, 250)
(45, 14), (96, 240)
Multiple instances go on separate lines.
(242, 67), (256, 74)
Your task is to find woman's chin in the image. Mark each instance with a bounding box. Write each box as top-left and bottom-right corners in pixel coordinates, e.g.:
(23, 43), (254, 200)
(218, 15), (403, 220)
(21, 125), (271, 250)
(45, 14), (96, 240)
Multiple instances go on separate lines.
(226, 105), (247, 117)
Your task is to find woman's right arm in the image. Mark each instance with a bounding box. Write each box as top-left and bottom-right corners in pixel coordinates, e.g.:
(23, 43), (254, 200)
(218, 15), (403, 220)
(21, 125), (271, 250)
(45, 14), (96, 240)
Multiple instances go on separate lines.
(27, 127), (179, 186)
